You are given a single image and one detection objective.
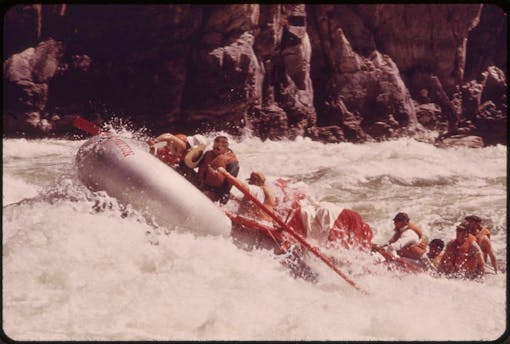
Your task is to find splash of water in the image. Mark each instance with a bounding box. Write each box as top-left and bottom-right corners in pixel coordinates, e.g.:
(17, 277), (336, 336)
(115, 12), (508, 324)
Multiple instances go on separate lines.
(2, 131), (507, 341)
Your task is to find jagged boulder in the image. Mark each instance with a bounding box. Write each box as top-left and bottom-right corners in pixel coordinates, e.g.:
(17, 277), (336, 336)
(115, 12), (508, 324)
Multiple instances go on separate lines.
(3, 39), (63, 134)
(308, 16), (418, 141)
(307, 125), (345, 143)
(248, 104), (289, 141)
(415, 103), (445, 130)
(183, 5), (262, 130)
(458, 66), (507, 145)
(247, 4), (316, 138)
(436, 135), (484, 148)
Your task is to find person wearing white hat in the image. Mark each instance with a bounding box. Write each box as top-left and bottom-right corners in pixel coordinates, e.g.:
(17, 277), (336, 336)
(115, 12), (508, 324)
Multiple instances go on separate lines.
(237, 171), (275, 222)
(372, 212), (427, 262)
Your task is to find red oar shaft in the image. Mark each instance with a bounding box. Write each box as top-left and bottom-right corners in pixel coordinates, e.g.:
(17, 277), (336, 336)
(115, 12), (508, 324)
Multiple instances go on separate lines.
(219, 168), (367, 293)
(72, 116), (101, 135)
(373, 246), (424, 273)
(225, 211), (284, 246)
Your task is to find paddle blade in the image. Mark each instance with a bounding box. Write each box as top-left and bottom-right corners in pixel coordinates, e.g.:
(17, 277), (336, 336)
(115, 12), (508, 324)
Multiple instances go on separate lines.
(72, 116), (101, 135)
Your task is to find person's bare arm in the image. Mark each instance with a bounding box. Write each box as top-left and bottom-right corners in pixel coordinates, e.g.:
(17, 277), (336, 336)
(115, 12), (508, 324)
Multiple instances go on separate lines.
(481, 237), (498, 273)
(475, 249), (485, 278)
(148, 134), (187, 154)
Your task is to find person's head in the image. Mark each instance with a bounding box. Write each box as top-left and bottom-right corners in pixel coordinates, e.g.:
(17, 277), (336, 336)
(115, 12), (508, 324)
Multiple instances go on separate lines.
(428, 238), (445, 258)
(464, 215), (482, 232)
(247, 171), (265, 186)
(212, 136), (229, 155)
(455, 223), (470, 244)
(393, 212), (410, 231)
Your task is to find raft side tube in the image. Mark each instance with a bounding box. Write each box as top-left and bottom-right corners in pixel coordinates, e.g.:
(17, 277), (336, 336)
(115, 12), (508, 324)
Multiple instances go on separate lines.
(76, 134), (231, 236)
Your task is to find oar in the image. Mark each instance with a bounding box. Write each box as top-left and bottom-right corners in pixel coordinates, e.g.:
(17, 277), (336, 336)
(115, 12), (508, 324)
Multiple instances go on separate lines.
(371, 245), (424, 273)
(218, 167), (368, 294)
(72, 116), (101, 135)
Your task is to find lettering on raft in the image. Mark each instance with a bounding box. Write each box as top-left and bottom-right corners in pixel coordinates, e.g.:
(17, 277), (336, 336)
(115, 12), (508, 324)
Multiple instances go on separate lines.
(100, 133), (135, 158)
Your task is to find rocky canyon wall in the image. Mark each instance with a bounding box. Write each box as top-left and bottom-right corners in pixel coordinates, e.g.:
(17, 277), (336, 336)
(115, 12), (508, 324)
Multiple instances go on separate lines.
(3, 4), (507, 146)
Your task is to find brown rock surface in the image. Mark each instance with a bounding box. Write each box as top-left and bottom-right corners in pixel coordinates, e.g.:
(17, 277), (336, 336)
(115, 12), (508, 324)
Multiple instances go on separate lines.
(2, 4), (506, 146)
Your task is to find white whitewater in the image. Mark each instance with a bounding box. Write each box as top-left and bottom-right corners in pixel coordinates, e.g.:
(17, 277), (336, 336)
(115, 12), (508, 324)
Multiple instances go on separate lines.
(2, 130), (507, 341)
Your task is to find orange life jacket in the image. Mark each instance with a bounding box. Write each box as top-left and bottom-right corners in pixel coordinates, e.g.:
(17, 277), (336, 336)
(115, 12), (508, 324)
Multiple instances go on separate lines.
(156, 145), (186, 165)
(391, 223), (427, 260)
(455, 234), (477, 264)
(440, 234), (483, 279)
(198, 150), (238, 188)
(154, 133), (189, 165)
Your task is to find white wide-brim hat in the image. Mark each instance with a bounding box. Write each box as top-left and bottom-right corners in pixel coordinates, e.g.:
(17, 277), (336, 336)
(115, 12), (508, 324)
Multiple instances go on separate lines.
(184, 144), (206, 169)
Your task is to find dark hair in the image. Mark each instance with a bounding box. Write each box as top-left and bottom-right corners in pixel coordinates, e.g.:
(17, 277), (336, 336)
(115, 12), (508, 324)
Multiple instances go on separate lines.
(465, 215), (482, 223)
(214, 136), (229, 142)
(429, 238), (444, 250)
(393, 212), (409, 222)
(456, 223), (468, 232)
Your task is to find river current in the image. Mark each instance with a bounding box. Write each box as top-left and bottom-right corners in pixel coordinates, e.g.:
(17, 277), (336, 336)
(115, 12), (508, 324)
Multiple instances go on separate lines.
(2, 129), (507, 341)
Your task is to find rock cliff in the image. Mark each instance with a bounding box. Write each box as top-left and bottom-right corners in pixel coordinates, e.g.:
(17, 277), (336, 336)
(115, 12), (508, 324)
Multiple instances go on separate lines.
(3, 4), (507, 146)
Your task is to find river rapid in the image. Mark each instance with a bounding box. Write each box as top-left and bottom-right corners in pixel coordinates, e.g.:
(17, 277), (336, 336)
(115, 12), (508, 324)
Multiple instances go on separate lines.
(2, 129), (507, 341)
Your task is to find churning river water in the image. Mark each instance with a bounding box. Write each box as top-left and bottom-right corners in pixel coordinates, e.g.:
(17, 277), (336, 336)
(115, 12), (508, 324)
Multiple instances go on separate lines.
(2, 129), (507, 341)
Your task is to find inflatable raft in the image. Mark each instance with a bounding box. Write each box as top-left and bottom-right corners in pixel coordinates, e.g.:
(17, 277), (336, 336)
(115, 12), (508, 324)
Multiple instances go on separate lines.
(75, 133), (231, 236)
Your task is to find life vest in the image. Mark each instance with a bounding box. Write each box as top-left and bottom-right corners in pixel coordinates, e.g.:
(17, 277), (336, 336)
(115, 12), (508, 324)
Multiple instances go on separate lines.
(154, 133), (189, 166)
(391, 223), (427, 260)
(156, 145), (186, 165)
(442, 234), (483, 278)
(239, 185), (275, 221)
(197, 150), (238, 188)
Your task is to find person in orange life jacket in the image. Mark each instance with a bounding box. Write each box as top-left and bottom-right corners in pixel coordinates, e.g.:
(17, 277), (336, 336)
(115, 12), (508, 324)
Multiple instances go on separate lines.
(438, 223), (485, 280)
(236, 171), (276, 222)
(372, 212), (427, 262)
(197, 135), (239, 204)
(148, 133), (207, 183)
(464, 215), (498, 274)
(420, 238), (445, 271)
(148, 133), (190, 165)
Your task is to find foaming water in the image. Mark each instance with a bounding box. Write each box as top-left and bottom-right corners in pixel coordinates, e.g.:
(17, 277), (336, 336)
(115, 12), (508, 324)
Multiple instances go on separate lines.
(2, 133), (507, 341)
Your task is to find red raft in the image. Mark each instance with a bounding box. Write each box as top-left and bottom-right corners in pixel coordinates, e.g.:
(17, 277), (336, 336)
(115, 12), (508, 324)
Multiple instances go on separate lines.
(220, 168), (374, 292)
(226, 176), (374, 253)
(223, 170), (426, 281)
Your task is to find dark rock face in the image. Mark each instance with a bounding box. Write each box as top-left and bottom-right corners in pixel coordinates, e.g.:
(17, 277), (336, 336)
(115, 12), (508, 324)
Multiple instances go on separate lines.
(2, 4), (507, 146)
(456, 66), (507, 146)
(3, 38), (64, 135)
(465, 5), (507, 82)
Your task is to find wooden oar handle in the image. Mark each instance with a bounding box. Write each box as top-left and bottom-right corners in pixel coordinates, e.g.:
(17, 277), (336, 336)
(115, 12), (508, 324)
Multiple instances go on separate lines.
(372, 244), (424, 273)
